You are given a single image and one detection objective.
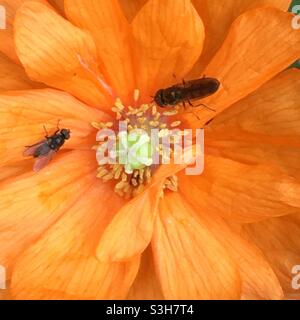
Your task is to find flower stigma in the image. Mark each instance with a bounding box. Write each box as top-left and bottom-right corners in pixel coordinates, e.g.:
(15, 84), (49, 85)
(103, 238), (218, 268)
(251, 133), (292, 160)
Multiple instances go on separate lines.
(117, 129), (154, 174)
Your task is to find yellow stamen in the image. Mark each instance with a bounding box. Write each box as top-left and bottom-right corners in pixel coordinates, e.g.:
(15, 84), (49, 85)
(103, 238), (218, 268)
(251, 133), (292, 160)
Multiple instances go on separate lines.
(94, 91), (180, 198)
(163, 109), (179, 116)
(171, 121), (181, 128)
(152, 105), (157, 116)
(134, 89), (140, 102)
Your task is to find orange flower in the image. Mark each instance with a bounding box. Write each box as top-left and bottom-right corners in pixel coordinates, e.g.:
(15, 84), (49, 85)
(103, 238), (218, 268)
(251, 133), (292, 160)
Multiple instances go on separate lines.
(0, 0), (300, 300)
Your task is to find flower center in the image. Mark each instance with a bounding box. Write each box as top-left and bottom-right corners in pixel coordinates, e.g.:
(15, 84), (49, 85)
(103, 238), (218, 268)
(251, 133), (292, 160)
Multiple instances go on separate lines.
(117, 129), (154, 174)
(92, 90), (181, 198)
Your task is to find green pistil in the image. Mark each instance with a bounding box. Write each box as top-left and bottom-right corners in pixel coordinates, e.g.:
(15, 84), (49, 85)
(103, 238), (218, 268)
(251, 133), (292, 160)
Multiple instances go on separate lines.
(117, 129), (153, 174)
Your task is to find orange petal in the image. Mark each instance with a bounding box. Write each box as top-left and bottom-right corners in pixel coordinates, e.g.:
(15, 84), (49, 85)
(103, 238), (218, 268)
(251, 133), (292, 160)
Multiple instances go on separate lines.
(0, 150), (97, 277)
(205, 69), (300, 178)
(118, 0), (147, 22)
(96, 183), (162, 262)
(10, 182), (140, 299)
(0, 160), (32, 181)
(0, 0), (47, 63)
(127, 246), (164, 300)
(190, 0), (291, 76)
(131, 0), (205, 98)
(14, 1), (112, 108)
(48, 0), (65, 16)
(0, 288), (11, 300)
(0, 52), (42, 91)
(207, 69), (300, 137)
(0, 89), (109, 165)
(65, 0), (135, 104)
(152, 192), (241, 299)
(178, 177), (283, 299)
(95, 149), (195, 263)
(207, 139), (300, 182)
(244, 213), (300, 298)
(183, 7), (300, 129)
(178, 155), (300, 223)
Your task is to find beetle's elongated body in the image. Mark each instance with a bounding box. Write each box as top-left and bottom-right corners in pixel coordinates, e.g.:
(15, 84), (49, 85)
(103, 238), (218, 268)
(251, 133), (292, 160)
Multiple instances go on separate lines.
(154, 77), (220, 110)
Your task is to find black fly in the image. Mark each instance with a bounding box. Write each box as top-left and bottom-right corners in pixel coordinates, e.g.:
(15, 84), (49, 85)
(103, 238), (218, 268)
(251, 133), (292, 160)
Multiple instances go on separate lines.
(24, 121), (71, 172)
(154, 77), (220, 112)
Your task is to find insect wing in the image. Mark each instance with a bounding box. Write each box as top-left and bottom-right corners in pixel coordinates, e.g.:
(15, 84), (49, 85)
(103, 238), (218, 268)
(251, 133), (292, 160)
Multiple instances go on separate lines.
(23, 140), (46, 157)
(33, 150), (55, 172)
(186, 78), (220, 98)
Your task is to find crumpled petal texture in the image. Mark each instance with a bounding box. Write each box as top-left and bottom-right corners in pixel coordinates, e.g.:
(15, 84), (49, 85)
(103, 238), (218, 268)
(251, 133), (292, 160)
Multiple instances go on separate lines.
(0, 0), (298, 300)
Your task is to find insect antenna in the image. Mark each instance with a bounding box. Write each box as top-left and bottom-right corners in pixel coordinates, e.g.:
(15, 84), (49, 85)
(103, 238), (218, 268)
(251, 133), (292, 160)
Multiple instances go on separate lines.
(56, 119), (61, 130)
(55, 119), (61, 134)
(43, 125), (49, 138)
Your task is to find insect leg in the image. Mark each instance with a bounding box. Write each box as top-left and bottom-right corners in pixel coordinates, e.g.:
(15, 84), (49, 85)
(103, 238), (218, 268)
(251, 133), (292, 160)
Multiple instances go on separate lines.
(187, 99), (193, 107)
(204, 118), (213, 127)
(181, 101), (200, 120)
(184, 109), (200, 121)
(192, 110), (201, 121)
(194, 103), (216, 112)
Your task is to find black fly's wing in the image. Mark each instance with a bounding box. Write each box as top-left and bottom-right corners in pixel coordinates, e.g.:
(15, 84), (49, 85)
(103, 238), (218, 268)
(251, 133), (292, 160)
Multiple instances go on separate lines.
(24, 140), (55, 172)
(23, 140), (47, 157)
(33, 150), (55, 172)
(184, 78), (220, 100)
